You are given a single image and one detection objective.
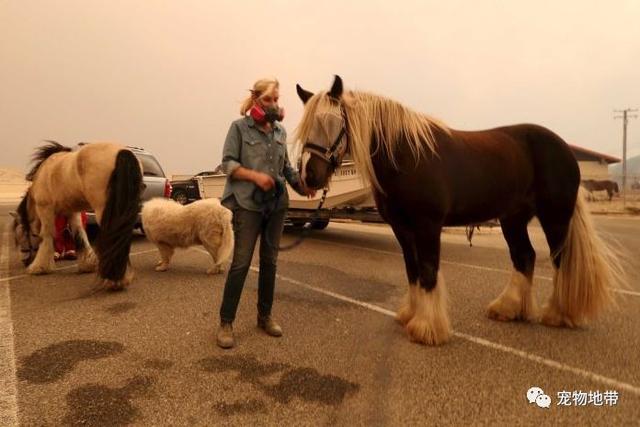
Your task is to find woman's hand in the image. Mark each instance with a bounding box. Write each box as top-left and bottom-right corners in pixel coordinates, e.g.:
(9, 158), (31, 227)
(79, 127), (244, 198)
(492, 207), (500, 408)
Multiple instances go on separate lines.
(253, 171), (275, 191)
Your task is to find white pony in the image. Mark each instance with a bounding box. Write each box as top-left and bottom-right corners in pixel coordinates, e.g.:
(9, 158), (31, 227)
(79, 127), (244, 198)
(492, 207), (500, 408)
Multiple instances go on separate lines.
(141, 198), (234, 274)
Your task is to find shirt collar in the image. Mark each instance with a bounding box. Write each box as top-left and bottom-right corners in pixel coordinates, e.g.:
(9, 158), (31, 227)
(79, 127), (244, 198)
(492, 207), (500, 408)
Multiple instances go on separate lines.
(245, 116), (283, 134)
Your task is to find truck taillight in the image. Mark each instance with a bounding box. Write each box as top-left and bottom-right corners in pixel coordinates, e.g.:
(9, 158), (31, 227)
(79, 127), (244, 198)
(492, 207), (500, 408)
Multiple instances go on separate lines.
(164, 179), (172, 198)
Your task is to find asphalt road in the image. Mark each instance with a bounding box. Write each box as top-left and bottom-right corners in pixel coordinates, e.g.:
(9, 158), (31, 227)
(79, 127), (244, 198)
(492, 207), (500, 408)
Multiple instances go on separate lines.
(1, 202), (639, 426)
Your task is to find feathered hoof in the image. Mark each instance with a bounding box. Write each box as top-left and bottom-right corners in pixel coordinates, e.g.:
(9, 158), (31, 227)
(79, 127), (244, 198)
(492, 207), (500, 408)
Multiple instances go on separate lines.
(487, 296), (522, 322)
(78, 260), (98, 273)
(395, 288), (415, 325)
(402, 279), (451, 345)
(103, 270), (134, 291)
(103, 280), (131, 292)
(207, 266), (224, 275)
(396, 301), (414, 326)
(406, 316), (451, 346)
(27, 263), (53, 275)
(541, 302), (578, 328)
(77, 263), (97, 274)
(487, 271), (538, 322)
(77, 255), (98, 273)
(155, 263), (168, 272)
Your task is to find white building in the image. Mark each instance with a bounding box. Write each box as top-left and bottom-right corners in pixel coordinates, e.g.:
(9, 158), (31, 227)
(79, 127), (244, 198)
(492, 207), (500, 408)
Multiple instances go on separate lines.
(569, 145), (620, 181)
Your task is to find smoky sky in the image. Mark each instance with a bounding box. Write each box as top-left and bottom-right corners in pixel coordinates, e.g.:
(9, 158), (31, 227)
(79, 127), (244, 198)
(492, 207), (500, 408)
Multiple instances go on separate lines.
(1, 0), (639, 175)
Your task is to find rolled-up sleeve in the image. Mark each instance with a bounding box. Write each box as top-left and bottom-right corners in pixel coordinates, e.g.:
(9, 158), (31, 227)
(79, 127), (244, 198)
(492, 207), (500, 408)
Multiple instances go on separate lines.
(221, 122), (242, 176)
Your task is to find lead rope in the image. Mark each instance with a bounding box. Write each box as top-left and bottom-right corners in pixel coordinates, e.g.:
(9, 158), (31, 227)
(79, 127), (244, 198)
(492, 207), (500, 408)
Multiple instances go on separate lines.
(263, 187), (329, 251)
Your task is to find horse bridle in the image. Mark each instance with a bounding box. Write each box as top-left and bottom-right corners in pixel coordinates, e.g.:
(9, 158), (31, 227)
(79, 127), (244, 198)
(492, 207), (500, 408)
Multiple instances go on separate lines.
(302, 105), (349, 168)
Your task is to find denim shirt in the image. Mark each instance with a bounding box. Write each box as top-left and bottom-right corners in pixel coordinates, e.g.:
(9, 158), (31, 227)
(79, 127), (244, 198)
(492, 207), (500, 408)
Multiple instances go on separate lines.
(221, 116), (304, 212)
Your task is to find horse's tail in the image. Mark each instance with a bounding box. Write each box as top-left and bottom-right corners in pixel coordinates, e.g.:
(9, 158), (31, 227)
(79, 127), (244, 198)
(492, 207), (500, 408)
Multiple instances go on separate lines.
(95, 149), (142, 281)
(552, 192), (627, 325)
(215, 207), (234, 265)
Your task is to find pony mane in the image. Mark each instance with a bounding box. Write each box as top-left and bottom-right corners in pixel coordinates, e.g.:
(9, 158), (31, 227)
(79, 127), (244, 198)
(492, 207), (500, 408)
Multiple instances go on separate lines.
(295, 90), (449, 192)
(26, 140), (72, 181)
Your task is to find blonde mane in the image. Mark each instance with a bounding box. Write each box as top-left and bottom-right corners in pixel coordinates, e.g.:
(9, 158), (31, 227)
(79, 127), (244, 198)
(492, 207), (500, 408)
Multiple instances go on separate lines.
(294, 90), (449, 192)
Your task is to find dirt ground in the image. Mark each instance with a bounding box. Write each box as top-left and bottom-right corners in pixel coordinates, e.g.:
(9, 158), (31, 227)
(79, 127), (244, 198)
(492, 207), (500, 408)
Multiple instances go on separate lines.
(586, 191), (640, 215)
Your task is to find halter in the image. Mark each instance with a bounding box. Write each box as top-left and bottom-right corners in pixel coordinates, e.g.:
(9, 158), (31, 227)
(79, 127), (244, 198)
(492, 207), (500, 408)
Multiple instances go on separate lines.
(302, 105), (349, 168)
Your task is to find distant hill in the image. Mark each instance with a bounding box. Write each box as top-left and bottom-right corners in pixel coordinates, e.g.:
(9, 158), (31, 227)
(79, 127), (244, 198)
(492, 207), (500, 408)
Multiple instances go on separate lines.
(609, 154), (640, 179)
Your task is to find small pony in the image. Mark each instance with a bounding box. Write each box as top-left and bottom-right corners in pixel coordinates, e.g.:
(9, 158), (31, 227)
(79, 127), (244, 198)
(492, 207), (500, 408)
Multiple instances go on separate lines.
(11, 141), (142, 290)
(141, 198), (234, 274)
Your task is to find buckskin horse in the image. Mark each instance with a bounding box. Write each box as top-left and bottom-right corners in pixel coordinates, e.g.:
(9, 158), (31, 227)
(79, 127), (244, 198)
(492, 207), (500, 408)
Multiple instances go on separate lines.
(11, 141), (142, 290)
(294, 75), (625, 345)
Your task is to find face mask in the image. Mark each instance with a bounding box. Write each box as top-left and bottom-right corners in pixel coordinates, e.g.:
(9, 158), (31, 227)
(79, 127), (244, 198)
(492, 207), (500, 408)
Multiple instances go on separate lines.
(264, 106), (284, 123)
(250, 103), (284, 124)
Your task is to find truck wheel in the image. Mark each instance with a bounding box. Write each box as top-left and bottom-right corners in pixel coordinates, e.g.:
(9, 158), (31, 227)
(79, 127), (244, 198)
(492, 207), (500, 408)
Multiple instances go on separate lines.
(172, 189), (188, 205)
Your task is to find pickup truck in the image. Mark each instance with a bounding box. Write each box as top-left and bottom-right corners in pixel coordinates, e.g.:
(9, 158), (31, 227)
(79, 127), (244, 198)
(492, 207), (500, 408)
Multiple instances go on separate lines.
(170, 170), (218, 205)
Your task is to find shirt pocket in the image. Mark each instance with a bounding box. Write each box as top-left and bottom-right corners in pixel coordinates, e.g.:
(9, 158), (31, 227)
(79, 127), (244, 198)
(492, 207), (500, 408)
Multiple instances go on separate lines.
(241, 138), (267, 168)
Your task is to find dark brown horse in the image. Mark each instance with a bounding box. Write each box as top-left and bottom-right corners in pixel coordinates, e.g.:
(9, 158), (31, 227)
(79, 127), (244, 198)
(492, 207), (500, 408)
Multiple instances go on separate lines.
(581, 179), (619, 201)
(295, 75), (625, 345)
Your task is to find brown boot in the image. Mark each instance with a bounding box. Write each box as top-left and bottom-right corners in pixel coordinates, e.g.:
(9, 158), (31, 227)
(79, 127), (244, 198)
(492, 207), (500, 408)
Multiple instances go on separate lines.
(216, 322), (235, 349)
(257, 315), (283, 337)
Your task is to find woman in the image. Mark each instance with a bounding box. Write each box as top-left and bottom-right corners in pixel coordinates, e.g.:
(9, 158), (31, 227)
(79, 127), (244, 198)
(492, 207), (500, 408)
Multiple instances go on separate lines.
(53, 212), (87, 260)
(217, 78), (315, 349)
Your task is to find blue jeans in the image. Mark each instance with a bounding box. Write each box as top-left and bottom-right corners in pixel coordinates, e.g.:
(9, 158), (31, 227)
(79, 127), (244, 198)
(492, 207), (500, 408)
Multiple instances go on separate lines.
(219, 205), (286, 323)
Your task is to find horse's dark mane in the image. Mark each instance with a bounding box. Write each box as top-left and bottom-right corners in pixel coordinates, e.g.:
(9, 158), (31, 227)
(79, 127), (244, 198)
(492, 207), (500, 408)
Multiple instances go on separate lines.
(16, 190), (31, 237)
(26, 140), (72, 181)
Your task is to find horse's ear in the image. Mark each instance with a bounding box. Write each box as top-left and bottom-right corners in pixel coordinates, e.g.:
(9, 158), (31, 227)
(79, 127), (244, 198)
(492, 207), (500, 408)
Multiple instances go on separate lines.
(329, 75), (343, 99)
(296, 84), (314, 104)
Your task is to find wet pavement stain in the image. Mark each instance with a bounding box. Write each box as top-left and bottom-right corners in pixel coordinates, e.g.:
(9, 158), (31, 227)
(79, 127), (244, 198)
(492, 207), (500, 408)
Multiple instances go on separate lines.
(214, 399), (267, 417)
(266, 367), (359, 405)
(105, 302), (138, 315)
(143, 358), (174, 370)
(17, 340), (125, 384)
(63, 375), (154, 426)
(199, 355), (359, 408)
(200, 355), (287, 381)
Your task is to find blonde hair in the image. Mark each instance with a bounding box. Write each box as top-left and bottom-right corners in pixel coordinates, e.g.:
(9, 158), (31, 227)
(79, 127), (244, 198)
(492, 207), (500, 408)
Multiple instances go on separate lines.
(294, 90), (449, 192)
(240, 78), (280, 116)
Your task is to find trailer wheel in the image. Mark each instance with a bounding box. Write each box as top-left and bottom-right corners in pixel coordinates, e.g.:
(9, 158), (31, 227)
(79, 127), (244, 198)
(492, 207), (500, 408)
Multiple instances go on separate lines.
(312, 219), (330, 230)
(287, 219), (307, 229)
